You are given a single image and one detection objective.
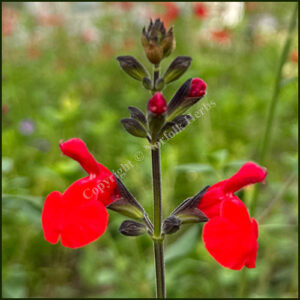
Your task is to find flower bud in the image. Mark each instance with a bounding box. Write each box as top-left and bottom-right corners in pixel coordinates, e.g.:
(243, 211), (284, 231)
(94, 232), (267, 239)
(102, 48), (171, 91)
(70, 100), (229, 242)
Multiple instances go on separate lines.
(117, 56), (149, 81)
(188, 78), (207, 97)
(147, 93), (167, 140)
(163, 56), (192, 84)
(167, 77), (207, 120)
(162, 215), (182, 235)
(147, 92), (167, 115)
(141, 18), (176, 64)
(119, 220), (147, 236)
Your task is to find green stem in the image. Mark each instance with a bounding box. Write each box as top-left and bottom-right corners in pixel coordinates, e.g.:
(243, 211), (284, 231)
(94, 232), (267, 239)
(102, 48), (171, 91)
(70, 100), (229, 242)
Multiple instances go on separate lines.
(151, 145), (166, 298)
(152, 147), (163, 237)
(152, 63), (160, 95)
(250, 3), (298, 215)
(154, 240), (165, 298)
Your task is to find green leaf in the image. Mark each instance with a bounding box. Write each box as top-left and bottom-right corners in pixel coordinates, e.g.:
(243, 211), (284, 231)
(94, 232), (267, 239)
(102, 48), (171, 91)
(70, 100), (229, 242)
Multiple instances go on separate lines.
(176, 163), (214, 173)
(120, 118), (148, 138)
(117, 56), (149, 81)
(163, 56), (192, 84)
(165, 226), (200, 263)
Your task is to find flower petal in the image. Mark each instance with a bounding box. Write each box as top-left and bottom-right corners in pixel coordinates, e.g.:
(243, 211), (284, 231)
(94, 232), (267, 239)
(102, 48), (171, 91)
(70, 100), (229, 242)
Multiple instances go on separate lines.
(245, 218), (259, 268)
(203, 199), (258, 270)
(197, 180), (228, 218)
(59, 138), (100, 175)
(41, 191), (64, 245)
(42, 178), (110, 248)
(224, 162), (267, 194)
(60, 198), (108, 249)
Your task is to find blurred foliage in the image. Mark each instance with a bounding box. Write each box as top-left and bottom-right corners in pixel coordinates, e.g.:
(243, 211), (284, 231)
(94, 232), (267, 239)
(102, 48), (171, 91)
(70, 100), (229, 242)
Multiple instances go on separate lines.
(2, 2), (298, 298)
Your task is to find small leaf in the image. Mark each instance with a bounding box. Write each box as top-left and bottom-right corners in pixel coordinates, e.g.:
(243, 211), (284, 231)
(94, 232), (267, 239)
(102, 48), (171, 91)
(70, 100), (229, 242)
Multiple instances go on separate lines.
(142, 77), (153, 90)
(167, 78), (192, 116)
(120, 118), (148, 138)
(148, 112), (166, 139)
(114, 176), (145, 212)
(107, 198), (144, 220)
(117, 56), (149, 81)
(159, 115), (192, 140)
(155, 78), (165, 91)
(128, 106), (147, 126)
(163, 56), (192, 84)
(176, 209), (208, 224)
(172, 185), (209, 220)
(171, 114), (192, 129)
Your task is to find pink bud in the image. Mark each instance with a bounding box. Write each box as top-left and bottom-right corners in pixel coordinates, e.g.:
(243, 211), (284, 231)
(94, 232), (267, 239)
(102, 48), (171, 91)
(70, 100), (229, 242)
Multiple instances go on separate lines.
(148, 92), (167, 115)
(188, 78), (207, 98)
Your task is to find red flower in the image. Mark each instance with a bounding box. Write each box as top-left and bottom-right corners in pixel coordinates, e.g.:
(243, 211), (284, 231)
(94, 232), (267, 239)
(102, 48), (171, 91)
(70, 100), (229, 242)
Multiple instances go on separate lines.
(198, 162), (267, 270)
(148, 92), (167, 115)
(203, 197), (258, 270)
(188, 78), (207, 98)
(194, 3), (208, 19)
(41, 138), (120, 248)
(198, 162), (267, 218)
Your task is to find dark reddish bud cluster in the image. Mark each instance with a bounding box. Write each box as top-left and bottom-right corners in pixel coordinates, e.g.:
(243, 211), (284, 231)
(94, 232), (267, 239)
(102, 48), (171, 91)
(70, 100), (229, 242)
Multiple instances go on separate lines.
(148, 92), (167, 115)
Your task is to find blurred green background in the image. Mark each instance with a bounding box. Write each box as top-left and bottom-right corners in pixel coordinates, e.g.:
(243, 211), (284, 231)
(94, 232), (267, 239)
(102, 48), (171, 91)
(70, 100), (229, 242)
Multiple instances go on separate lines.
(2, 2), (298, 298)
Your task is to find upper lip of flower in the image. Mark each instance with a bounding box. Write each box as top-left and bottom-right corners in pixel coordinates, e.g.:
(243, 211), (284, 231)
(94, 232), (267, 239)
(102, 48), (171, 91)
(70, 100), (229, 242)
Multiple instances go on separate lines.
(197, 162), (267, 220)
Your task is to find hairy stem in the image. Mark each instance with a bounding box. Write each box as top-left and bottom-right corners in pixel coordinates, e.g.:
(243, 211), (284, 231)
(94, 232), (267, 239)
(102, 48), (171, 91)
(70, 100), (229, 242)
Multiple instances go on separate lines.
(151, 145), (166, 298)
(250, 3), (298, 215)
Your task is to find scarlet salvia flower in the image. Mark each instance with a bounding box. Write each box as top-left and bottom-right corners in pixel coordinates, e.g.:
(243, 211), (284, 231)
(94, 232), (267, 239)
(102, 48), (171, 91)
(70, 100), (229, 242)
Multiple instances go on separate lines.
(198, 162), (267, 218)
(188, 78), (207, 98)
(41, 138), (120, 248)
(148, 92), (167, 115)
(198, 162), (267, 270)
